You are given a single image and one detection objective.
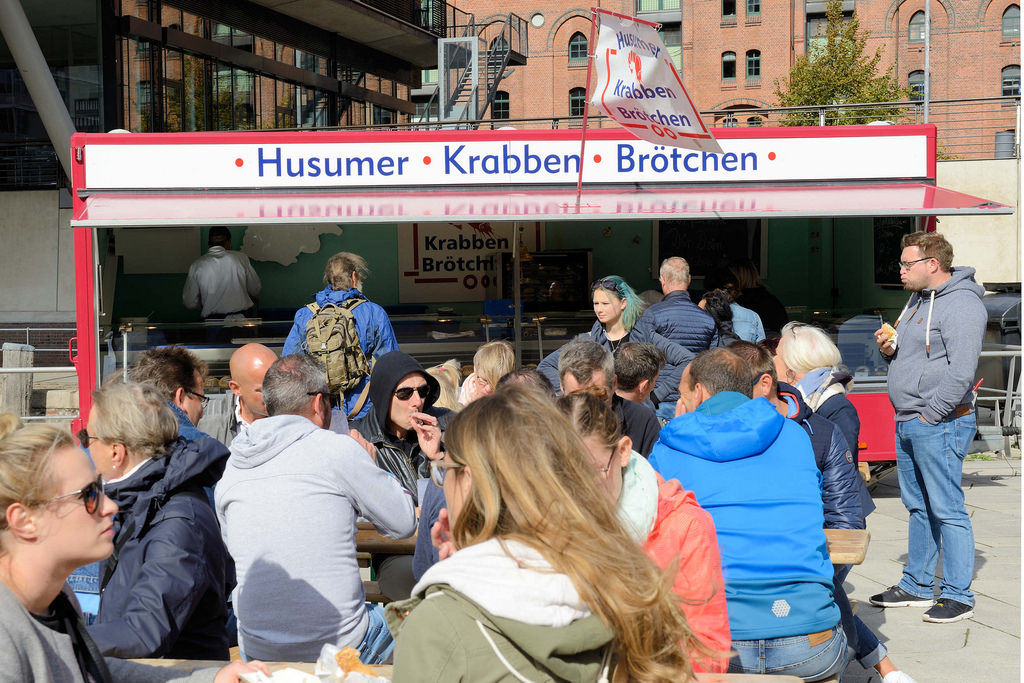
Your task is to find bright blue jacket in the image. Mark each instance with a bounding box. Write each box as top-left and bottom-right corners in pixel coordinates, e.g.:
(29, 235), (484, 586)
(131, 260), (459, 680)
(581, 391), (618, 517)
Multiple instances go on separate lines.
(650, 392), (838, 640)
(283, 287), (399, 419)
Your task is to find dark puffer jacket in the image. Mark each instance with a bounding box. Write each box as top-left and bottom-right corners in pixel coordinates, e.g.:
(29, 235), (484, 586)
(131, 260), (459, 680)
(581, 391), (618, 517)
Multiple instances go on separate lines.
(778, 382), (874, 529)
(350, 351), (453, 505)
(633, 290), (718, 406)
(89, 436), (231, 660)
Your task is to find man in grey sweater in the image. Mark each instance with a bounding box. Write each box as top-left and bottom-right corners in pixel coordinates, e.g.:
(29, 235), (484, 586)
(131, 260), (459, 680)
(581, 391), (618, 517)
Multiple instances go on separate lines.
(870, 231), (987, 624)
(216, 354), (416, 663)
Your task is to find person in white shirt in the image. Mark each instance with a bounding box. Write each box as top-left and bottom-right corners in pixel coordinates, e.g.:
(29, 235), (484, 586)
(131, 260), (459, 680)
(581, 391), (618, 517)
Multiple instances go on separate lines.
(182, 227), (261, 319)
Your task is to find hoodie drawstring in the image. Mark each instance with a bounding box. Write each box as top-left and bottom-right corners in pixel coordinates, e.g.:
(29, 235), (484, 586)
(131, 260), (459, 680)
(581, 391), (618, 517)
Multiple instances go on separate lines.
(925, 290), (935, 356)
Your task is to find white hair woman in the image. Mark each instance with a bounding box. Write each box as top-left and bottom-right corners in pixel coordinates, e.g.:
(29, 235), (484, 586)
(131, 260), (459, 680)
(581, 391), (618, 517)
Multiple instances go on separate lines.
(82, 382), (233, 660)
(776, 322), (861, 463)
(0, 424), (266, 682)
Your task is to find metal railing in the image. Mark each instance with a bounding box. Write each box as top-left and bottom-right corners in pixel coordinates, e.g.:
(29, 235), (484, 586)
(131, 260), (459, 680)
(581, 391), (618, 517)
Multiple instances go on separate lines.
(359, 96), (1023, 161)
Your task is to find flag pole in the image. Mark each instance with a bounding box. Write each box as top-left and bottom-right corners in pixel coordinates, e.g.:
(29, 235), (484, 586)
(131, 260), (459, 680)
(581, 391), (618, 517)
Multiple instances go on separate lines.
(575, 8), (601, 207)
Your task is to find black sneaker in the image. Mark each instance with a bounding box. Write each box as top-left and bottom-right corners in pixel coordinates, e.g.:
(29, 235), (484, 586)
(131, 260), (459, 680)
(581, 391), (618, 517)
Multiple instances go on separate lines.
(923, 599), (974, 623)
(869, 585), (936, 608)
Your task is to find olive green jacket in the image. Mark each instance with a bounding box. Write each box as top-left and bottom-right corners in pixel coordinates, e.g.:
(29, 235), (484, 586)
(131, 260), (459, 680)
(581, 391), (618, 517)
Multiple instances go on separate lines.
(386, 584), (615, 683)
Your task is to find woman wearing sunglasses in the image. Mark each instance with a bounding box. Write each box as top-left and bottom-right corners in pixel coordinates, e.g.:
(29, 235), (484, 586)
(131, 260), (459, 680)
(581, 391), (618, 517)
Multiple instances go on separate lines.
(556, 391), (731, 674)
(0, 424), (266, 682)
(538, 275), (694, 392)
(387, 384), (698, 682)
(81, 382), (233, 660)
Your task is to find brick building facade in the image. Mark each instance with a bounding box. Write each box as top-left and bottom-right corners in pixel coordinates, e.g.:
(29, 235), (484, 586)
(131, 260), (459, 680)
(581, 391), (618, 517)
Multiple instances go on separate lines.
(451, 0), (1020, 136)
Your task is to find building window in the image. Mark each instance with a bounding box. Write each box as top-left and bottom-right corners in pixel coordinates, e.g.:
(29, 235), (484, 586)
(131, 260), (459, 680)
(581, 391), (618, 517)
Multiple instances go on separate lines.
(568, 32), (588, 63)
(1002, 65), (1021, 96)
(1004, 5), (1020, 40)
(493, 90), (509, 119)
(569, 87), (586, 116)
(909, 70), (925, 100)
(636, 0), (681, 10)
(747, 0), (760, 16)
(722, 52), (736, 80)
(372, 105), (394, 125)
(660, 24), (683, 71)
(723, 0), (736, 19)
(909, 11), (925, 43)
(746, 50), (761, 78)
(421, 68), (437, 85)
(747, 115), (763, 126)
(723, 115), (738, 127)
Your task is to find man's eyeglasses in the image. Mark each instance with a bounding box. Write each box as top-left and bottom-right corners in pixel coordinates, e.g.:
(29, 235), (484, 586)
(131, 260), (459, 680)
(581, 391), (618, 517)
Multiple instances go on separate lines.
(591, 279), (620, 294)
(76, 429), (99, 448)
(307, 390), (341, 409)
(45, 475), (104, 515)
(394, 385), (430, 401)
(430, 459), (464, 488)
(185, 388), (210, 407)
(898, 257), (933, 271)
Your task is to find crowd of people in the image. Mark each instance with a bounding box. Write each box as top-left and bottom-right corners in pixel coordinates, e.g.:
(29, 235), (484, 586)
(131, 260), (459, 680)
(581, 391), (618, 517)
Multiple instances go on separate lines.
(0, 231), (986, 683)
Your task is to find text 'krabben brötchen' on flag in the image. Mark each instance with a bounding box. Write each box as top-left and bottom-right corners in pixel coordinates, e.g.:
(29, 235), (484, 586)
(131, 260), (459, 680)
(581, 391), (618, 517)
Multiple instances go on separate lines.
(589, 12), (722, 154)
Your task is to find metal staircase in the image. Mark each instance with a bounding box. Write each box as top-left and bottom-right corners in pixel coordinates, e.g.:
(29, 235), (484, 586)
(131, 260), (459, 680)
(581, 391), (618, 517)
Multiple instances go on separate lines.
(417, 13), (528, 125)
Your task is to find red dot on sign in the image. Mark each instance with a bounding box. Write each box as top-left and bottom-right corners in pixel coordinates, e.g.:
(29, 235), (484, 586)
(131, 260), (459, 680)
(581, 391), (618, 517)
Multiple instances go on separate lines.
(423, 156), (431, 165)
(235, 158), (244, 167)
(593, 154), (602, 163)
(768, 152), (776, 161)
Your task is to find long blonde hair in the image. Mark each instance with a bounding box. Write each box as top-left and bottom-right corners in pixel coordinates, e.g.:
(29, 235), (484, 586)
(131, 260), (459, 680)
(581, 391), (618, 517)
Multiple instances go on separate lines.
(0, 425), (74, 538)
(445, 385), (696, 682)
(426, 359), (462, 412)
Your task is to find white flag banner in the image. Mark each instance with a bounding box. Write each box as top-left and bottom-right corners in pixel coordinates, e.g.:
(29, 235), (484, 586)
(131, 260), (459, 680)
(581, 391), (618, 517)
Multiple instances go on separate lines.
(589, 12), (722, 154)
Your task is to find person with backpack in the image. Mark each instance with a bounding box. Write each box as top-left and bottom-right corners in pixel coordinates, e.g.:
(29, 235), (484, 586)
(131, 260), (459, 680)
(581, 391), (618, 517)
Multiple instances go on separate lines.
(283, 252), (399, 420)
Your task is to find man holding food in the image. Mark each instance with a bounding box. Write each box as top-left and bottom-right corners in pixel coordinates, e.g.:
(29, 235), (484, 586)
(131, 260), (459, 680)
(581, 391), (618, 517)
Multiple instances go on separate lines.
(870, 231), (986, 625)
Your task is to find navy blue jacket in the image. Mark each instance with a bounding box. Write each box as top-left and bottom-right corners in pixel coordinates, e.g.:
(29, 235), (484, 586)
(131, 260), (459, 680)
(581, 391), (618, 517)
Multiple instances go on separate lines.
(89, 436), (231, 659)
(778, 382), (874, 529)
(817, 392), (861, 466)
(634, 290), (718, 406)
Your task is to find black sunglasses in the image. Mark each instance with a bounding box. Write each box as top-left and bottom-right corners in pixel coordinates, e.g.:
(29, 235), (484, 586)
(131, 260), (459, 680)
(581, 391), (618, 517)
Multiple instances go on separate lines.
(394, 384), (431, 401)
(45, 474), (104, 515)
(307, 390), (341, 409)
(591, 279), (619, 293)
(76, 428), (99, 448)
(185, 388), (210, 407)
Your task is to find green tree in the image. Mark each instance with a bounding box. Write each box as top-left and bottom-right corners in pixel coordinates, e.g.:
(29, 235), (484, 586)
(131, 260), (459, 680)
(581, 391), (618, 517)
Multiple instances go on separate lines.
(773, 0), (911, 125)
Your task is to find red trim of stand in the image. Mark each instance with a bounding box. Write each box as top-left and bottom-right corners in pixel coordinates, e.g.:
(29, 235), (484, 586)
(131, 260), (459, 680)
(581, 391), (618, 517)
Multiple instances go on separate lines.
(71, 134), (95, 432)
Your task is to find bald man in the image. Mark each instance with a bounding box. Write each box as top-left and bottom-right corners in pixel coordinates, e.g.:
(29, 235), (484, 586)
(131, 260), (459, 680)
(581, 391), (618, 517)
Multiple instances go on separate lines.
(229, 343), (278, 434)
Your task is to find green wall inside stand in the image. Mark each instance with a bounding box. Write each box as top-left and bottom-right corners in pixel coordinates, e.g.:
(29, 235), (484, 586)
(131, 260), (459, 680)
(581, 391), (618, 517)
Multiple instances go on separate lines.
(110, 218), (915, 328)
(543, 220), (659, 297)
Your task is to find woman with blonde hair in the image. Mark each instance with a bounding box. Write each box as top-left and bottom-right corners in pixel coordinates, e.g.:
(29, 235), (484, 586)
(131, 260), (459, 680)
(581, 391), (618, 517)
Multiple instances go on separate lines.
(388, 384), (698, 682)
(0, 424), (265, 681)
(82, 382), (233, 659)
(556, 391), (730, 674)
(776, 322), (861, 464)
(459, 340), (514, 406)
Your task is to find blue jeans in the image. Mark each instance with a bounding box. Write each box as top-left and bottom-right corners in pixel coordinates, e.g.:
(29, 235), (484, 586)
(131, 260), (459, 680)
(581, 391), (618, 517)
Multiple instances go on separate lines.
(729, 625), (847, 681)
(358, 603), (394, 665)
(895, 413), (976, 606)
(656, 401), (677, 422)
(834, 565), (886, 668)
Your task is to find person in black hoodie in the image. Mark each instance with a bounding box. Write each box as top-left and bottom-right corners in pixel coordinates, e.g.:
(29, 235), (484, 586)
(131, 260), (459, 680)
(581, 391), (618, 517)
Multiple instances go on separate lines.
(350, 350), (454, 601)
(82, 381), (231, 660)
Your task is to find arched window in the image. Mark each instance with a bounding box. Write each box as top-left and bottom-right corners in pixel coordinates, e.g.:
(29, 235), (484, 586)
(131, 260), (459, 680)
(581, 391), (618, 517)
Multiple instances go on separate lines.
(746, 50), (761, 78)
(492, 90), (510, 119)
(1002, 65), (1021, 96)
(489, 35), (509, 52)
(722, 51), (737, 80)
(569, 87), (586, 116)
(908, 11), (925, 42)
(747, 115), (763, 126)
(568, 32), (588, 63)
(1004, 5), (1020, 39)
(722, 115), (738, 127)
(908, 71), (925, 100)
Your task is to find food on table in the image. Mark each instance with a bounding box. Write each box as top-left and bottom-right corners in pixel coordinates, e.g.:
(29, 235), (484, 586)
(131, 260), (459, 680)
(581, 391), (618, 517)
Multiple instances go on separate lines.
(335, 647), (377, 676)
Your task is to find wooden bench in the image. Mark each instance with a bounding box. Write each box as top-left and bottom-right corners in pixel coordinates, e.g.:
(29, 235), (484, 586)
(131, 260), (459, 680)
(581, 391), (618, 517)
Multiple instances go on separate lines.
(824, 528), (871, 565)
(355, 522), (417, 604)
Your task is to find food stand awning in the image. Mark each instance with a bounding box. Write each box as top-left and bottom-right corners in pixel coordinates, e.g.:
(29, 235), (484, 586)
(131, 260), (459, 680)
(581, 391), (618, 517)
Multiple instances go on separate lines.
(70, 182), (1013, 227)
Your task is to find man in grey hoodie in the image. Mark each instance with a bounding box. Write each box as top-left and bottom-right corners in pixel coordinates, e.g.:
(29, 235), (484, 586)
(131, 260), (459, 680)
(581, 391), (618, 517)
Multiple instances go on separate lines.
(869, 231), (986, 625)
(215, 353), (416, 663)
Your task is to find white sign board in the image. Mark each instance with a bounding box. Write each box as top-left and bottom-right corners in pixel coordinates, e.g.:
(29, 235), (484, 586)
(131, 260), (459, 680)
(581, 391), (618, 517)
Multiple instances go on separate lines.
(397, 222), (542, 302)
(589, 13), (721, 153)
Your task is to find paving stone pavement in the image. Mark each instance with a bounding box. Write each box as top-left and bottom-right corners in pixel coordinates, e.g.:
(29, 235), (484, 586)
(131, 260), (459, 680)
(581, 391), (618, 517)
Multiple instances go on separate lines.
(838, 457), (1021, 682)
